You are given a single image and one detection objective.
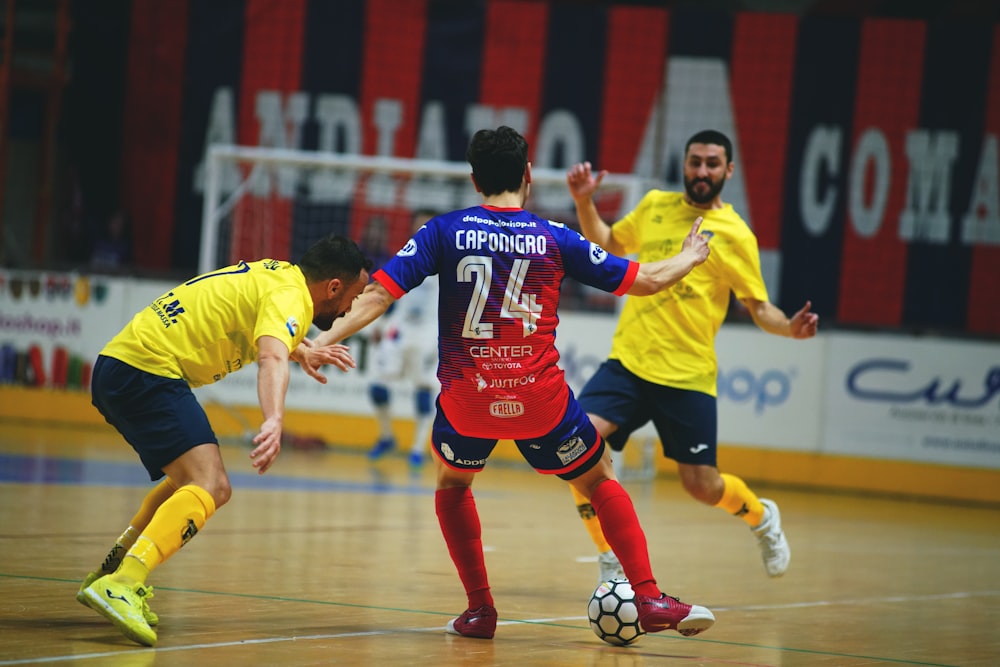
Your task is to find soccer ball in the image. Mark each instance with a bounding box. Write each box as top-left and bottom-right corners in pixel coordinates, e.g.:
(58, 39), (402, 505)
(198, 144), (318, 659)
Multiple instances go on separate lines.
(588, 579), (645, 646)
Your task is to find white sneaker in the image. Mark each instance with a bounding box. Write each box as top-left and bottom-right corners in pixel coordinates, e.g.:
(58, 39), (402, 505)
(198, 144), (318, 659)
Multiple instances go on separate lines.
(752, 498), (790, 577)
(598, 549), (626, 583)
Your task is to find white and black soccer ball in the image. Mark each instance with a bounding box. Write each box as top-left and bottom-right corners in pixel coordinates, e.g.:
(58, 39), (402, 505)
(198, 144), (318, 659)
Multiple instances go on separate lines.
(588, 579), (645, 646)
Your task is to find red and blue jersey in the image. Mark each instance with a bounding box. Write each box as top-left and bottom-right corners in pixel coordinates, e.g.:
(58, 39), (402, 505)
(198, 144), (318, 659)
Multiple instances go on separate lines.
(374, 204), (638, 439)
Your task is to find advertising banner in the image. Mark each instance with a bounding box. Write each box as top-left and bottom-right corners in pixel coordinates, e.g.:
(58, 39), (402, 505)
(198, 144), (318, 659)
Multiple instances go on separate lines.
(0, 271), (164, 390)
(715, 327), (825, 450)
(5, 271), (998, 472)
(118, 3), (999, 337)
(824, 333), (1000, 469)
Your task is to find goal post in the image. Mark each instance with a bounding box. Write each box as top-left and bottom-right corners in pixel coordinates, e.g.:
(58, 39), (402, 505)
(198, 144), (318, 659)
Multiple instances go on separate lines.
(197, 144), (661, 468)
(199, 144), (655, 276)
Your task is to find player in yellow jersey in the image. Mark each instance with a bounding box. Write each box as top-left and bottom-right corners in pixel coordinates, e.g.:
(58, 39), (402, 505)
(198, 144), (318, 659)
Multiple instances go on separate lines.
(76, 235), (372, 646)
(565, 130), (818, 582)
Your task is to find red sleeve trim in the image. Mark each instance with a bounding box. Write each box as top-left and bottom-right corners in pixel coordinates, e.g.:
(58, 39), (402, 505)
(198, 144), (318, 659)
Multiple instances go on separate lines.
(613, 260), (639, 296)
(373, 269), (406, 299)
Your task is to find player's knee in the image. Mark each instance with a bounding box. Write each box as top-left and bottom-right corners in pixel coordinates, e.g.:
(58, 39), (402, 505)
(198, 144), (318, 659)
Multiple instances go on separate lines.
(680, 473), (721, 505)
(203, 476), (232, 509)
(369, 384), (390, 405)
(686, 486), (715, 505)
(214, 485), (232, 509)
(415, 387), (433, 415)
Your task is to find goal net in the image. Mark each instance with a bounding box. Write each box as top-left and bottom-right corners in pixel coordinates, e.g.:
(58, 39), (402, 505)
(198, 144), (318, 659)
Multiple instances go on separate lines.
(199, 144), (653, 310)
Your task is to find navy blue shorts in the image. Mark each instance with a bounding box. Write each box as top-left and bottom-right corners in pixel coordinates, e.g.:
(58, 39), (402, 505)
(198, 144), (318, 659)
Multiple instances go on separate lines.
(91, 355), (218, 480)
(577, 359), (718, 465)
(431, 391), (605, 481)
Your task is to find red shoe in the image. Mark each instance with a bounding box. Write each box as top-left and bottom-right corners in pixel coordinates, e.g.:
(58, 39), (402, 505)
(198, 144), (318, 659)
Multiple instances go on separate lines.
(635, 593), (715, 636)
(445, 604), (498, 639)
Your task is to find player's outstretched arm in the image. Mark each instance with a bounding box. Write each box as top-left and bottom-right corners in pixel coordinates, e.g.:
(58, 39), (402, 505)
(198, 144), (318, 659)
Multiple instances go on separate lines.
(741, 298), (819, 339)
(627, 217), (709, 296)
(292, 341), (356, 384)
(566, 162), (620, 254)
(300, 282), (396, 382)
(251, 334), (291, 474)
(316, 281), (395, 344)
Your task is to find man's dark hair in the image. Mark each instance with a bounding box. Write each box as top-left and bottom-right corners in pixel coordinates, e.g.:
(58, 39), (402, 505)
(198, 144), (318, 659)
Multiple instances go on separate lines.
(466, 126), (529, 196)
(685, 130), (733, 164)
(298, 235), (373, 283)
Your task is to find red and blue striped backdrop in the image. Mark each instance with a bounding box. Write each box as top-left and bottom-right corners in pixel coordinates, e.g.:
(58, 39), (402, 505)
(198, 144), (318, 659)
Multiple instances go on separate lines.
(119, 0), (1000, 337)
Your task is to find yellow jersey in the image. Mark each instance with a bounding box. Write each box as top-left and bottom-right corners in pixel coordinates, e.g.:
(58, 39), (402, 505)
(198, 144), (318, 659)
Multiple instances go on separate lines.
(101, 259), (312, 387)
(609, 190), (768, 396)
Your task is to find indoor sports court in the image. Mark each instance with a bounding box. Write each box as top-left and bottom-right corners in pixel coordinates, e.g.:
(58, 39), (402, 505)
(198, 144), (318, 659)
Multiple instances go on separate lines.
(1, 1), (998, 665)
(1, 421), (997, 666)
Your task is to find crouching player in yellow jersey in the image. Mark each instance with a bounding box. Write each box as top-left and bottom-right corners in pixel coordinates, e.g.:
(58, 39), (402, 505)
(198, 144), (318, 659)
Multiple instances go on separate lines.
(565, 130), (818, 583)
(76, 235), (372, 646)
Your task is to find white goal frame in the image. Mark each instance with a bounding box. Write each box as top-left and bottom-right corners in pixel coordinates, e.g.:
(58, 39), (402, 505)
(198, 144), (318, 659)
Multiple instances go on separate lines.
(197, 144), (663, 473)
(199, 143), (654, 274)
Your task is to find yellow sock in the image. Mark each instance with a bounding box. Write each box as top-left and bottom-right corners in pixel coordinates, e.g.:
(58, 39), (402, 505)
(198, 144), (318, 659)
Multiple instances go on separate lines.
(716, 473), (764, 526)
(112, 546), (153, 585)
(129, 478), (179, 529)
(95, 526), (138, 575)
(93, 479), (178, 575)
(570, 484), (613, 553)
(114, 484), (216, 581)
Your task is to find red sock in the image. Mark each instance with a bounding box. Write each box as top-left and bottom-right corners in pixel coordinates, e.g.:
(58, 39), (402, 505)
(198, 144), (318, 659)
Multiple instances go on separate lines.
(590, 480), (661, 599)
(435, 487), (494, 609)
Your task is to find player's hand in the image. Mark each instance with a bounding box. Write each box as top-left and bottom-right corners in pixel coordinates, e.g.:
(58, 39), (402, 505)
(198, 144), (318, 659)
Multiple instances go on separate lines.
(789, 300), (819, 339)
(249, 416), (282, 474)
(318, 343), (356, 373)
(295, 345), (327, 383)
(565, 161), (607, 203)
(682, 216), (710, 265)
(289, 337), (315, 367)
(297, 343), (356, 384)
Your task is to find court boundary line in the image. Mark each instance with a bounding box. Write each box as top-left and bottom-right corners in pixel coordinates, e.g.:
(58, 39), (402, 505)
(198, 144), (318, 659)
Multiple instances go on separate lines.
(0, 616), (961, 667)
(0, 573), (984, 666)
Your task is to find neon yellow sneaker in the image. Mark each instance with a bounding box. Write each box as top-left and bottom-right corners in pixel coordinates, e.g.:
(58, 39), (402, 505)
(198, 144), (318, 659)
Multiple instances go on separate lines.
(78, 570), (159, 626)
(81, 575), (158, 646)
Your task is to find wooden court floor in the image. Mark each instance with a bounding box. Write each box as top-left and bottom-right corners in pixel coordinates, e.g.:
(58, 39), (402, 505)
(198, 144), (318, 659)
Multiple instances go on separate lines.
(1, 422), (998, 667)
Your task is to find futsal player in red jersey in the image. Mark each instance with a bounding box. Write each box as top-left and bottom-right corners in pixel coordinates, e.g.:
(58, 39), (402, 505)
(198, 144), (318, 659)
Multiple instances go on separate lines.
(303, 126), (714, 640)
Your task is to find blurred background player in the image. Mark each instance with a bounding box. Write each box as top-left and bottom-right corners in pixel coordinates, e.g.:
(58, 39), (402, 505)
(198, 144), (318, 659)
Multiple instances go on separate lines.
(302, 126), (716, 641)
(76, 236), (371, 646)
(565, 129), (819, 583)
(366, 209), (440, 468)
(89, 208), (133, 273)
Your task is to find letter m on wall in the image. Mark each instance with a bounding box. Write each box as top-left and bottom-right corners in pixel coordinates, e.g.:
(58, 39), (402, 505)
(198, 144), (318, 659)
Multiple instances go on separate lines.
(899, 129), (959, 243)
